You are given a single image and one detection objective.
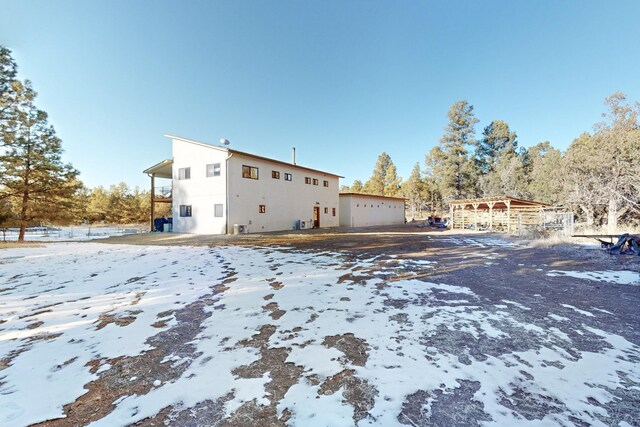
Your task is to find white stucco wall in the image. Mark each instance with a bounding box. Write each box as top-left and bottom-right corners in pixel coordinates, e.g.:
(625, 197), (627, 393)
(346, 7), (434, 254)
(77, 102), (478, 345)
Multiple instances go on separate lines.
(171, 140), (229, 234)
(227, 153), (339, 233)
(339, 194), (405, 227)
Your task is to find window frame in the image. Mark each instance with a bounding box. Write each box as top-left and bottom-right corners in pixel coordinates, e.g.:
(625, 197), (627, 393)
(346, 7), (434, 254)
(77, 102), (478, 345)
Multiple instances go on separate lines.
(242, 165), (259, 180)
(305, 177), (311, 184)
(206, 163), (221, 177)
(313, 178), (319, 186)
(178, 167), (191, 180)
(259, 204), (266, 213)
(323, 180), (329, 187)
(179, 205), (192, 217)
(284, 173), (292, 181)
(332, 207), (336, 217)
(272, 170), (280, 179)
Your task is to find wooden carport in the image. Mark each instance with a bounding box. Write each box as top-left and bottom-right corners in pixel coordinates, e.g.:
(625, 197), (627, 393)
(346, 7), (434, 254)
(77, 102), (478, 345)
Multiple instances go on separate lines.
(143, 159), (173, 231)
(449, 197), (549, 232)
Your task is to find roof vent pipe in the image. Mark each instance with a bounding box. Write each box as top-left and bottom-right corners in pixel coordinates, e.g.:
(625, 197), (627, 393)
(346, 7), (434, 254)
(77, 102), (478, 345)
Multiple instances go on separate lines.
(292, 147), (296, 165)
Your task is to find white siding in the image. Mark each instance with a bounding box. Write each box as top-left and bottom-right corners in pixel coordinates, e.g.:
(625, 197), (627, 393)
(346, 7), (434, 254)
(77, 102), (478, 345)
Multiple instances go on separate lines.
(227, 153), (339, 233)
(339, 194), (405, 227)
(171, 140), (228, 234)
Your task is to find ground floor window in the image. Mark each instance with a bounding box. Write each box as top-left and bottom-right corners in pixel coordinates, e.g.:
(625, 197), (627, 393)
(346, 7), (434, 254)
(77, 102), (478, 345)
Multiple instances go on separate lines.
(259, 204), (266, 213)
(332, 208), (336, 216)
(179, 205), (192, 217)
(214, 204), (223, 217)
(324, 207), (328, 214)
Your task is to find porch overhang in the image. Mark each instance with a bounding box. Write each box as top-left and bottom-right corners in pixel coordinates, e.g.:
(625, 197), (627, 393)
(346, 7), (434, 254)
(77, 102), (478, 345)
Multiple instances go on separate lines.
(143, 159), (173, 179)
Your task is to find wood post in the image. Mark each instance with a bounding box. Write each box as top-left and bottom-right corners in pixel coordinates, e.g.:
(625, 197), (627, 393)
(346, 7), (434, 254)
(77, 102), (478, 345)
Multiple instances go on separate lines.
(487, 202), (495, 230)
(449, 204), (454, 229)
(472, 203), (479, 230)
(505, 199), (511, 232)
(150, 173), (155, 232)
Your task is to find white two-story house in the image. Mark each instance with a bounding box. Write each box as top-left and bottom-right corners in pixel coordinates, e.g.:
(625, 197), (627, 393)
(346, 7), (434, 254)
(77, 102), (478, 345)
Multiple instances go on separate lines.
(144, 135), (342, 234)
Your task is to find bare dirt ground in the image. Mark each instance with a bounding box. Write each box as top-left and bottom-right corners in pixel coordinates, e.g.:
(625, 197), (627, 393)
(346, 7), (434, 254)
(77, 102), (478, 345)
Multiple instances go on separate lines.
(3, 225), (640, 426)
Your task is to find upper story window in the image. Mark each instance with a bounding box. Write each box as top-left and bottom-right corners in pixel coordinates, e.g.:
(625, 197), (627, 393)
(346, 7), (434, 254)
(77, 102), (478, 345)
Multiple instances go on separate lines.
(323, 180), (329, 187)
(313, 178), (319, 186)
(305, 177), (311, 184)
(179, 205), (192, 217)
(242, 165), (259, 180)
(272, 171), (280, 179)
(259, 204), (266, 213)
(206, 163), (221, 177)
(284, 173), (292, 181)
(178, 167), (191, 180)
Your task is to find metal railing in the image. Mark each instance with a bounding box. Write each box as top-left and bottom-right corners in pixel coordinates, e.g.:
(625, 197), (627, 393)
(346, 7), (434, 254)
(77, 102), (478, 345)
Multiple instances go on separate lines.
(154, 186), (172, 198)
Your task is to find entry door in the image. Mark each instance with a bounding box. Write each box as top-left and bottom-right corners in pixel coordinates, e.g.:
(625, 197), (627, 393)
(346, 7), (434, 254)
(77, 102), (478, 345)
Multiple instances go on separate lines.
(313, 207), (320, 228)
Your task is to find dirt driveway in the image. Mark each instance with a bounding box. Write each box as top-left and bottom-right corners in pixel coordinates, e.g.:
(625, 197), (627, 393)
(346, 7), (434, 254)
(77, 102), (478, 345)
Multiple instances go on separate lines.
(1, 227), (639, 426)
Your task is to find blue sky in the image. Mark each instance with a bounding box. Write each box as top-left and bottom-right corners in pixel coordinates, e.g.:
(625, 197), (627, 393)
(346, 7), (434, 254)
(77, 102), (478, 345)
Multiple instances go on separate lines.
(1, 0), (639, 189)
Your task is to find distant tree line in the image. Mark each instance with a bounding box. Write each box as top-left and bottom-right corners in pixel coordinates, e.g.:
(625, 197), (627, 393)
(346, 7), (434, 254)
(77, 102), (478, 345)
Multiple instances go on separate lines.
(341, 95), (640, 232)
(0, 47), (167, 241)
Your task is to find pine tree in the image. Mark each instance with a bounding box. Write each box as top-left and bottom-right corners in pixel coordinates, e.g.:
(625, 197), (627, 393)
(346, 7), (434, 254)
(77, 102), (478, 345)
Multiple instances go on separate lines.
(527, 141), (564, 205)
(0, 79), (81, 241)
(403, 163), (425, 219)
(383, 162), (402, 197)
(594, 93), (640, 232)
(0, 46), (18, 118)
(476, 120), (517, 174)
(426, 100), (479, 200)
(363, 152), (401, 196)
(350, 180), (364, 193)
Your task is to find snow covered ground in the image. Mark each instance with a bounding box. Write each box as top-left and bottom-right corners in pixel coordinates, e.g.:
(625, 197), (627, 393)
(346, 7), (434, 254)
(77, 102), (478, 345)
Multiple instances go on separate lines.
(547, 269), (640, 285)
(1, 226), (143, 242)
(1, 241), (639, 426)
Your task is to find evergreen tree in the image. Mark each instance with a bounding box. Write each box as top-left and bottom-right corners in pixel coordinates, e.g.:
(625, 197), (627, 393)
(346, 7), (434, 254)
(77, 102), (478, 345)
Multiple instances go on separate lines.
(403, 163), (425, 219)
(564, 132), (606, 227)
(526, 141), (564, 205)
(350, 180), (364, 193)
(564, 93), (640, 231)
(0, 46), (18, 119)
(363, 152), (401, 196)
(476, 120), (518, 173)
(0, 79), (81, 241)
(593, 93), (640, 232)
(426, 100), (479, 200)
(383, 162), (402, 197)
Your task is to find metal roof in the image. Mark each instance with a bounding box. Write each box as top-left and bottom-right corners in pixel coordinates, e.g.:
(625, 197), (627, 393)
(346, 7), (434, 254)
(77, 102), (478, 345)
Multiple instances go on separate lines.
(143, 159), (173, 179)
(449, 196), (550, 209)
(339, 193), (407, 201)
(162, 134), (344, 178)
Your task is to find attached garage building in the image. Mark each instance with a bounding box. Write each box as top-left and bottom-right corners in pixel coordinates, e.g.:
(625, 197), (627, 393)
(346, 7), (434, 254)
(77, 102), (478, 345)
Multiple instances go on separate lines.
(339, 193), (406, 228)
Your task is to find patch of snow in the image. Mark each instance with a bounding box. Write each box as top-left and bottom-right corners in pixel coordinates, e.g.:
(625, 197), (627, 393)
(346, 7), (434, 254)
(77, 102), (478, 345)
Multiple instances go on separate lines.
(548, 314), (570, 322)
(560, 304), (594, 317)
(500, 299), (531, 311)
(547, 270), (640, 285)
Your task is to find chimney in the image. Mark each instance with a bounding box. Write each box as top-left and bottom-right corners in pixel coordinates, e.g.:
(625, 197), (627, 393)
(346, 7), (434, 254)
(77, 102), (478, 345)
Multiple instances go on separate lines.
(292, 147), (296, 165)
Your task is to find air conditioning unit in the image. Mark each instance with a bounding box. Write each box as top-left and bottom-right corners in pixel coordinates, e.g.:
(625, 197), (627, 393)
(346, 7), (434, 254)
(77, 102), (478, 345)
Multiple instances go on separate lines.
(233, 224), (249, 234)
(298, 220), (309, 230)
